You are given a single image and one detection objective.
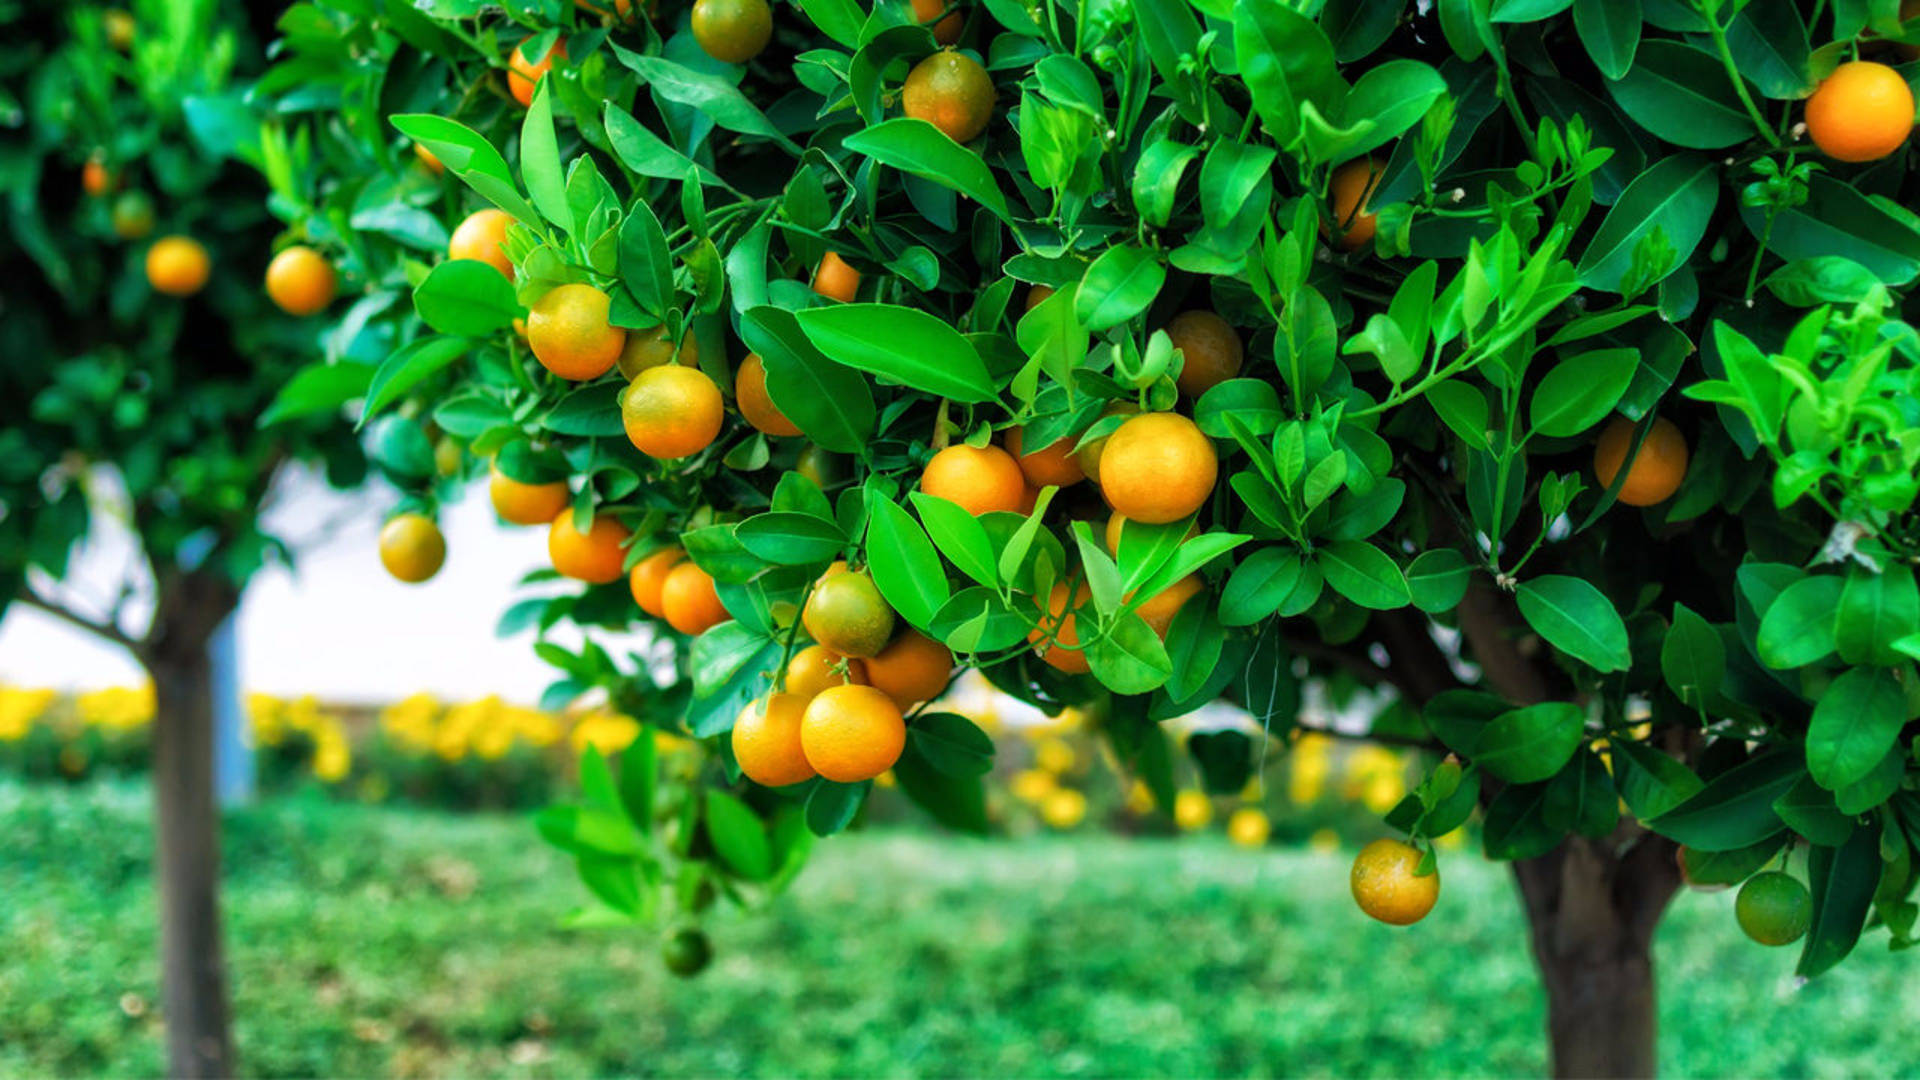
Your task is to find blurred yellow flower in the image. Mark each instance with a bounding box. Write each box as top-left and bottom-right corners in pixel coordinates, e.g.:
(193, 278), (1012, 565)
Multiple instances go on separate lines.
(1034, 736), (1075, 775)
(313, 730), (351, 782)
(1010, 768), (1057, 804)
(76, 685), (153, 732)
(1308, 827), (1341, 853)
(381, 692), (441, 751)
(1434, 826), (1468, 851)
(1343, 744), (1407, 812)
(652, 729), (690, 755)
(1173, 789), (1213, 831)
(1362, 772), (1406, 814)
(572, 711), (641, 755)
(472, 722), (514, 761)
(0, 686), (56, 740)
(503, 704), (560, 748)
(1289, 744), (1329, 806)
(245, 693), (285, 747)
(1040, 787), (1087, 829)
(433, 723), (469, 762)
(1227, 806), (1271, 849)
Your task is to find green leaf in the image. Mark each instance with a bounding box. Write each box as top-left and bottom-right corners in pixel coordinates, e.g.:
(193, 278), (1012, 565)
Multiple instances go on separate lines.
(1406, 549), (1472, 613)
(1515, 576), (1630, 672)
(1797, 824), (1882, 978)
(805, 780), (869, 836)
(1427, 381), (1491, 448)
(865, 493), (951, 629)
(260, 362), (372, 426)
(1575, 154), (1719, 292)
(1772, 774), (1856, 848)
(618, 734), (657, 833)
(413, 259), (521, 336)
(1836, 566), (1920, 668)
(1089, 611), (1172, 693)
(1475, 702), (1586, 784)
(603, 103), (728, 188)
(1741, 174), (1920, 286)
(361, 338), (469, 425)
(794, 305), (998, 403)
(1482, 781), (1561, 860)
(1603, 42), (1754, 149)
(1527, 348), (1638, 437)
(740, 306), (875, 453)
(1660, 603), (1725, 707)
(909, 712), (995, 776)
(1195, 379), (1284, 440)
(1573, 0), (1640, 79)
(1334, 60), (1447, 163)
(541, 384), (624, 437)
(1611, 738), (1704, 821)
(612, 46), (799, 152)
(1233, 0), (1346, 153)
(892, 746), (989, 833)
(519, 79), (570, 235)
(390, 114), (540, 225)
(619, 201), (674, 321)
(735, 512), (847, 566)
(1317, 541), (1410, 610)
(1756, 575), (1843, 669)
(1646, 752), (1799, 851)
(705, 790), (774, 880)
(1219, 547), (1304, 626)
(1806, 667), (1908, 792)
(910, 492), (999, 589)
(1075, 245), (1166, 332)
(842, 119), (1013, 222)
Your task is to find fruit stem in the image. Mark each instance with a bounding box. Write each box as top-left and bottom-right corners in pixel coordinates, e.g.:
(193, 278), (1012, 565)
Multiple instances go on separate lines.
(1704, 5), (1783, 148)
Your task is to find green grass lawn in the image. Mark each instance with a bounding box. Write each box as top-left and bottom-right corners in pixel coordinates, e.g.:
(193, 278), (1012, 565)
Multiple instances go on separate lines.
(3, 780), (1917, 1078)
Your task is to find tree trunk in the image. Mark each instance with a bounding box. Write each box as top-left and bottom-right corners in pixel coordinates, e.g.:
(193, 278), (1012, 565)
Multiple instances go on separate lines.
(142, 570), (240, 1079)
(1511, 833), (1682, 1079)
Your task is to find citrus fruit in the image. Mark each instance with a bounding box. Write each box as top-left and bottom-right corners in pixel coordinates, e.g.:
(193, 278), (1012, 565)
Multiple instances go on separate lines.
(732, 693), (817, 786)
(661, 928), (713, 977)
(787, 643), (866, 698)
(692, 0), (772, 64)
(799, 684), (907, 782)
(1025, 283), (1055, 312)
(902, 51), (995, 144)
(617, 325), (698, 379)
(414, 142), (443, 174)
(82, 152), (112, 197)
(145, 235), (210, 297)
(434, 436), (463, 477)
(508, 38), (564, 107)
(548, 511), (631, 583)
(1805, 61), (1914, 163)
(1227, 807), (1271, 848)
(528, 283), (624, 380)
(661, 561), (730, 635)
(109, 191), (154, 240)
(1735, 871), (1812, 946)
(1133, 573), (1202, 637)
(736, 353), (802, 437)
(1005, 426), (1084, 488)
(1328, 157), (1386, 251)
(629, 547), (686, 617)
(1166, 310), (1243, 398)
(910, 0), (963, 43)
(264, 245), (336, 317)
(489, 463), (570, 526)
(379, 514), (446, 584)
(1030, 582), (1090, 674)
(1594, 416), (1688, 507)
(1074, 402), (1139, 483)
(1097, 413), (1218, 524)
(796, 444), (848, 489)
(861, 629), (952, 707)
(1173, 789), (1212, 830)
(803, 568), (896, 659)
(811, 251), (860, 302)
(449, 208), (515, 281)
(1351, 837), (1439, 925)
(623, 364), (725, 458)
(921, 443), (1027, 515)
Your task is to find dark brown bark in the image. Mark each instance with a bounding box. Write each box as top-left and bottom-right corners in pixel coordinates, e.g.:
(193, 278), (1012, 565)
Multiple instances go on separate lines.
(139, 569), (240, 1079)
(1512, 832), (1682, 1079)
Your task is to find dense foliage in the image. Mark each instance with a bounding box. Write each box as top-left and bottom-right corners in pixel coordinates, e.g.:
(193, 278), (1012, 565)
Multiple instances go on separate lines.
(242, 0), (1920, 982)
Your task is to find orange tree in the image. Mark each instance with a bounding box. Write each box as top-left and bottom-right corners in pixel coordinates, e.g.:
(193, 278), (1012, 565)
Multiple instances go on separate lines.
(0, 3), (381, 1074)
(249, 0), (1920, 1073)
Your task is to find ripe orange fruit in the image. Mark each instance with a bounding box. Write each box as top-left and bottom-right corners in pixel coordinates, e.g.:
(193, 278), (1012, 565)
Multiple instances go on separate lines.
(733, 693), (817, 786)
(629, 546), (687, 617)
(800, 684), (907, 782)
(1074, 401), (1139, 483)
(623, 365), (725, 458)
(862, 629), (953, 707)
(104, 9), (135, 51)
(921, 443), (1026, 515)
(379, 513), (446, 584)
(1005, 427), (1084, 489)
(617, 325), (698, 379)
(1351, 837), (1439, 925)
(661, 560), (731, 635)
(902, 50), (995, 143)
(265, 245), (336, 317)
(1030, 583), (1090, 674)
(1806, 61), (1914, 163)
(1328, 157), (1385, 251)
(1735, 871), (1812, 947)
(548, 511), (631, 583)
(528, 283), (625, 380)
(803, 568), (896, 659)
(691, 0), (772, 64)
(109, 191), (154, 240)
(414, 142), (443, 174)
(812, 251), (860, 302)
(1594, 416), (1688, 507)
(1098, 413), (1218, 524)
(910, 0), (962, 44)
(82, 152), (113, 197)
(736, 353), (802, 437)
(449, 208), (515, 281)
(1133, 574), (1202, 637)
(1166, 310), (1243, 398)
(1024, 283), (1054, 312)
(489, 463), (571, 526)
(787, 643), (866, 698)
(145, 235), (210, 297)
(508, 39), (565, 107)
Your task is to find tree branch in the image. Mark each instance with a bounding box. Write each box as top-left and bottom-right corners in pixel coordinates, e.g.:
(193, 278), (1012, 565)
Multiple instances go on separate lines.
(17, 586), (140, 650)
(1455, 577), (1557, 705)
